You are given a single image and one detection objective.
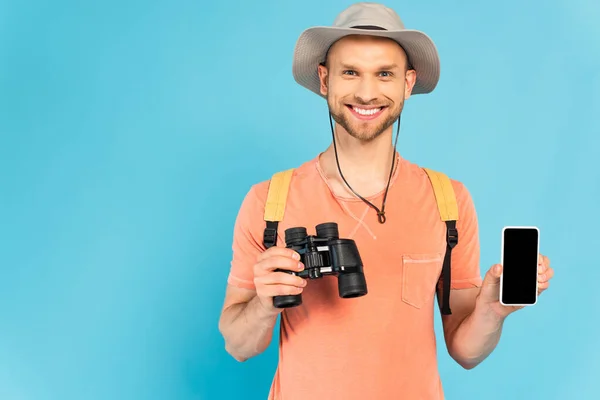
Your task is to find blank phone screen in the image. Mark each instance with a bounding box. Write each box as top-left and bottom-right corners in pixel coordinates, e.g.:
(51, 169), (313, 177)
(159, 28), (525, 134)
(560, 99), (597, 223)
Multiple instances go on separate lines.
(501, 228), (539, 305)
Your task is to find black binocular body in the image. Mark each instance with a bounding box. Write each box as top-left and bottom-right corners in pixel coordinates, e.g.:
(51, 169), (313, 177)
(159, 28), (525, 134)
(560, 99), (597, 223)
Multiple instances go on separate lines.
(273, 222), (368, 308)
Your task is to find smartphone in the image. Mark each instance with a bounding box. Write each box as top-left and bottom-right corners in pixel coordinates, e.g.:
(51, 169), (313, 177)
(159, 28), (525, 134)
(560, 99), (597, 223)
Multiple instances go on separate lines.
(500, 226), (540, 306)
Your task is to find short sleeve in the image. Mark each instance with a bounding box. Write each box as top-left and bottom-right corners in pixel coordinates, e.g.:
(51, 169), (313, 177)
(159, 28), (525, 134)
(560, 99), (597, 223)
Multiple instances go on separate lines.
(227, 184), (268, 291)
(446, 181), (483, 289)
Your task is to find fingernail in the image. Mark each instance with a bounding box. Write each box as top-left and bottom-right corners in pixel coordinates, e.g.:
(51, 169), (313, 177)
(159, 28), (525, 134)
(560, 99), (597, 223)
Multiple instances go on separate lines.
(298, 262), (304, 270)
(293, 252), (300, 260)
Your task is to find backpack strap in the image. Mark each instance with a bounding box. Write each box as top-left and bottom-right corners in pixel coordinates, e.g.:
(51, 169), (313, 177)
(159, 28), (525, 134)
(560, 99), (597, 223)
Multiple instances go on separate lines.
(263, 168), (295, 248)
(423, 168), (459, 316)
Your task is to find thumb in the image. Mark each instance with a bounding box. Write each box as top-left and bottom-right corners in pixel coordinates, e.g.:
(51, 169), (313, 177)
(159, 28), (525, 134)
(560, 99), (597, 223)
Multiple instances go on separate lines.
(477, 264), (503, 304)
(483, 264), (502, 287)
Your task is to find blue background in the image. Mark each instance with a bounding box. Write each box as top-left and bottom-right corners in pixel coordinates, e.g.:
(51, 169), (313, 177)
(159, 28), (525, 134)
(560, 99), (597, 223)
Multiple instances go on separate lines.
(1, 0), (598, 399)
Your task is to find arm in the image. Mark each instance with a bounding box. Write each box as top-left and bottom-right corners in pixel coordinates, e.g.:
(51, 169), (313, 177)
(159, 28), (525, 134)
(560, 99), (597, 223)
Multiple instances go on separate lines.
(436, 180), (502, 369)
(220, 184), (306, 362)
(437, 181), (554, 369)
(437, 284), (505, 370)
(220, 184), (277, 363)
(439, 256), (553, 369)
(219, 247), (305, 362)
(218, 285), (279, 362)
(220, 234), (306, 362)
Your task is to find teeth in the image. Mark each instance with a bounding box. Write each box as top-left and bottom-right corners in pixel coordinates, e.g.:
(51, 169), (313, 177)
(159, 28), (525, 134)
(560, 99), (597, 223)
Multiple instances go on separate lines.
(353, 107), (381, 116)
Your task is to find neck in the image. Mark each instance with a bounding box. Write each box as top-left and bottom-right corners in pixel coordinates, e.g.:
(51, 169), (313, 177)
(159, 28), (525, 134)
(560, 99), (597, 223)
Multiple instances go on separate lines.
(319, 122), (398, 199)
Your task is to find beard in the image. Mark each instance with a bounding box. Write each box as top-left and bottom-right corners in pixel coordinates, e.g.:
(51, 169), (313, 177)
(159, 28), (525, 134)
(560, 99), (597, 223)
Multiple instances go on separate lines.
(327, 96), (403, 142)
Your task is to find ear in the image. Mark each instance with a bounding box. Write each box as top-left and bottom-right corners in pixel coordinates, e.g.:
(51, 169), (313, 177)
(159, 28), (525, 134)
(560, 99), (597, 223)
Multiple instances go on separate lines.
(404, 68), (416, 100)
(317, 64), (329, 96)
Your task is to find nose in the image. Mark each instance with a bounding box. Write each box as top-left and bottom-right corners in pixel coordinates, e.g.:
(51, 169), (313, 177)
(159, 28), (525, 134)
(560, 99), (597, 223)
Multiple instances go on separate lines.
(354, 76), (378, 104)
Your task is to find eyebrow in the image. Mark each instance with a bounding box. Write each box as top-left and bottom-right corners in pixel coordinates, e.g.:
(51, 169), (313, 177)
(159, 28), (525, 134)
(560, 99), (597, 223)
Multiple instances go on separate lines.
(340, 63), (399, 71)
(377, 63), (399, 70)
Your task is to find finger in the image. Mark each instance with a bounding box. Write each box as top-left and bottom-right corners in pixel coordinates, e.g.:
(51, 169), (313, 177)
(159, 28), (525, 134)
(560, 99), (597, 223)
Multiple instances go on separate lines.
(256, 255), (304, 274)
(257, 247), (300, 262)
(255, 271), (307, 288)
(543, 254), (550, 268)
(259, 283), (304, 297)
(538, 280), (550, 293)
(539, 267), (554, 283)
(538, 254), (549, 273)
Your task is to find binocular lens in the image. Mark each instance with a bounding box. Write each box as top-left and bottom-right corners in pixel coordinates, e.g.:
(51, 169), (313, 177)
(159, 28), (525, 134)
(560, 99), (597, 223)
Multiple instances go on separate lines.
(273, 294), (302, 308)
(338, 272), (368, 298)
(285, 227), (308, 244)
(316, 222), (339, 239)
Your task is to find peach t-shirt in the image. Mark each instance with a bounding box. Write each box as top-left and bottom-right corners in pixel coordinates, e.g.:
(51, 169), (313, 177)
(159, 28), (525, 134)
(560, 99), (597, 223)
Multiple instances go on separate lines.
(227, 153), (482, 400)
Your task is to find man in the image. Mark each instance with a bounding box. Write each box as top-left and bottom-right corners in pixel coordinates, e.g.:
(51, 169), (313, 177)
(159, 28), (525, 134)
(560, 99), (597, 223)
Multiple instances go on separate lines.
(218, 3), (554, 399)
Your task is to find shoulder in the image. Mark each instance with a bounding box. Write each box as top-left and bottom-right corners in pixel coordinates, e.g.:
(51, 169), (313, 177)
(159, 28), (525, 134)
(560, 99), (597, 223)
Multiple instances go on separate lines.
(248, 157), (319, 198)
(240, 156), (319, 209)
(402, 157), (475, 209)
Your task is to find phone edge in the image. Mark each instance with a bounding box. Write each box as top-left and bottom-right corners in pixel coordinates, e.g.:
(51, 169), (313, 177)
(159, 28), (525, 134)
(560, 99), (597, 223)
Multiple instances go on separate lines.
(499, 226), (540, 307)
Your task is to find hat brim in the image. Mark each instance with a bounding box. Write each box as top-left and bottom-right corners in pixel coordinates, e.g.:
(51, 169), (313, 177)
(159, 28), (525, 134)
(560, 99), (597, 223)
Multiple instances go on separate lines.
(292, 26), (440, 96)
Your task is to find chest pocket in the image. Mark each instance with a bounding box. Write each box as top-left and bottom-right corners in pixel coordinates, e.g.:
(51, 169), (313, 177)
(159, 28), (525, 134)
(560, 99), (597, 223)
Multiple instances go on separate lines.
(401, 253), (443, 309)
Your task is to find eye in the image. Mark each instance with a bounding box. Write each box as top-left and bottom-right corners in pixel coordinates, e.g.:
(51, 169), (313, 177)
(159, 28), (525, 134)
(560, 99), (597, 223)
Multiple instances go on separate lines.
(342, 70), (357, 76)
(380, 71), (393, 77)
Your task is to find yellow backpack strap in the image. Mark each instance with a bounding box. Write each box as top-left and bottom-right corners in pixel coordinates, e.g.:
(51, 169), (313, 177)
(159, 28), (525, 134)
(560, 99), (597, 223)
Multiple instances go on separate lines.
(423, 168), (459, 316)
(263, 168), (295, 248)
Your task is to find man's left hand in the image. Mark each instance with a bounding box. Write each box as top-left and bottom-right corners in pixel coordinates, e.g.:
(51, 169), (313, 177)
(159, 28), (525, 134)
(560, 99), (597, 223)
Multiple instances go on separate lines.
(476, 254), (553, 319)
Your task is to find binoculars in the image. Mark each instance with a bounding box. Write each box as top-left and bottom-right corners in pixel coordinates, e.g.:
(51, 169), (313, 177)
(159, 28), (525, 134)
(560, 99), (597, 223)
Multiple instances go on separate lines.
(273, 222), (368, 308)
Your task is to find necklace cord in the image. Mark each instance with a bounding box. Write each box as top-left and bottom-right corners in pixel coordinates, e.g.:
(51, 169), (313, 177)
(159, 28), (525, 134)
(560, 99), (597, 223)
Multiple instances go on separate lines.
(328, 112), (402, 224)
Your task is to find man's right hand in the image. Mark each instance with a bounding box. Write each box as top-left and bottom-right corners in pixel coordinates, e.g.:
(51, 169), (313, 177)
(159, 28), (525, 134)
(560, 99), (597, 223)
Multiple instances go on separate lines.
(253, 246), (306, 315)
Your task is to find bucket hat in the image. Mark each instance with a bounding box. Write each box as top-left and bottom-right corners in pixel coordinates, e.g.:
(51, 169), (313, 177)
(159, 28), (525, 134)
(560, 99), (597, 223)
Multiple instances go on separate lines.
(292, 2), (440, 96)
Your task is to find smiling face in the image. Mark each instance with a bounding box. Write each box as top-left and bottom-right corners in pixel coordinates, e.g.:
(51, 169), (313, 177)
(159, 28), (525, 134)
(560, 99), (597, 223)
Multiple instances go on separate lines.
(318, 35), (416, 142)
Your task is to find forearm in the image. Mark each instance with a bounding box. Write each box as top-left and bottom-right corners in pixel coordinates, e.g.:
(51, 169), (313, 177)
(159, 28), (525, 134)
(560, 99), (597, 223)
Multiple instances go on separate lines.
(448, 301), (506, 369)
(219, 296), (279, 362)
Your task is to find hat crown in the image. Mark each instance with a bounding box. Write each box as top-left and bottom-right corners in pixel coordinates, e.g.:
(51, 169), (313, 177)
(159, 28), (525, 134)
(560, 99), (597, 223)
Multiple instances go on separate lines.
(333, 2), (405, 31)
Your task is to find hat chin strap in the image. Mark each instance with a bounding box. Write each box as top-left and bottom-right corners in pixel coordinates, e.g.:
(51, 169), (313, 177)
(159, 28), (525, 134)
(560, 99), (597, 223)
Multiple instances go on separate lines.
(328, 112), (401, 224)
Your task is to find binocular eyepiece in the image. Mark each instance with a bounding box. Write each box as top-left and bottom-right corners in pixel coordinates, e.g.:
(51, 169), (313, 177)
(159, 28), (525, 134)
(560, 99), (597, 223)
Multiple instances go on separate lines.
(273, 222), (368, 308)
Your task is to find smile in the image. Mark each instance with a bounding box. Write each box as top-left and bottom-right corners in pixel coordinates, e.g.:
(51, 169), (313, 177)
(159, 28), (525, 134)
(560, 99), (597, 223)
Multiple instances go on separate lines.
(346, 105), (386, 120)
